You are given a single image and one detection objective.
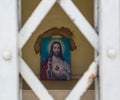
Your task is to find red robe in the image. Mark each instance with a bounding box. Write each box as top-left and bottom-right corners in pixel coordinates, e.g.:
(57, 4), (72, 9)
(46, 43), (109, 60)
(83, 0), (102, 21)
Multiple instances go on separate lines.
(40, 59), (56, 80)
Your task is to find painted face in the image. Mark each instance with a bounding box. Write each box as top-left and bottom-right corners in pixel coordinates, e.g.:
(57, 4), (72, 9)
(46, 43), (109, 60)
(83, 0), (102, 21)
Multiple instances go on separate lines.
(53, 43), (61, 56)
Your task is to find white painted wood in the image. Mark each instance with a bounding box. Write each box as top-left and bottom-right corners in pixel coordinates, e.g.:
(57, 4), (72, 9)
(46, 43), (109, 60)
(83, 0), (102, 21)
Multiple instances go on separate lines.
(66, 58), (98, 100)
(58, 0), (98, 52)
(99, 0), (120, 100)
(94, 0), (100, 100)
(94, 0), (99, 34)
(19, 57), (54, 100)
(17, 0), (21, 30)
(20, 78), (23, 100)
(17, 0), (22, 100)
(19, 0), (56, 49)
(0, 0), (19, 100)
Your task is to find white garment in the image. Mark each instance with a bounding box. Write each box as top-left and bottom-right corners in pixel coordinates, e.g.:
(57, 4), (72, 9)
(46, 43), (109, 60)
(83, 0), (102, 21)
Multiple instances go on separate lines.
(51, 58), (70, 80)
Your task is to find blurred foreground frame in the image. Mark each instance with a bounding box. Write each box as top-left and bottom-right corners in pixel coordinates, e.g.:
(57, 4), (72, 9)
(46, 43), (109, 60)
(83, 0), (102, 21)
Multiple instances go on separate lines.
(34, 27), (76, 54)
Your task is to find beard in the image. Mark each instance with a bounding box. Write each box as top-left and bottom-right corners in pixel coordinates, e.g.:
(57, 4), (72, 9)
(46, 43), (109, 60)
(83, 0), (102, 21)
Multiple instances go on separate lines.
(53, 52), (61, 57)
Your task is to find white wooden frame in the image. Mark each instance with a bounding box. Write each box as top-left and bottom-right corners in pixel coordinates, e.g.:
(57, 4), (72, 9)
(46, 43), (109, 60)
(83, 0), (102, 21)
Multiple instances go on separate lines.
(94, 0), (100, 100)
(99, 0), (120, 100)
(0, 0), (19, 100)
(0, 0), (120, 100)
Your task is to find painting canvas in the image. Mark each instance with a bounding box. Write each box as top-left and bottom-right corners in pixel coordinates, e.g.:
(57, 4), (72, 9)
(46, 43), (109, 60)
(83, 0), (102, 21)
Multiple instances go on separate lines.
(40, 38), (71, 80)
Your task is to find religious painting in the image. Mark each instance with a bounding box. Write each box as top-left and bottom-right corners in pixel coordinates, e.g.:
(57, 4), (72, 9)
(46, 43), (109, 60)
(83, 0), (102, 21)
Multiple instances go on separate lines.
(40, 38), (71, 80)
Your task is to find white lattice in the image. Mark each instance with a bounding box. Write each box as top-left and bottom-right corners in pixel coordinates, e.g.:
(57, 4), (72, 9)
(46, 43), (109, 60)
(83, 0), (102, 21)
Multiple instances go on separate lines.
(18, 0), (98, 100)
(1, 0), (120, 100)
